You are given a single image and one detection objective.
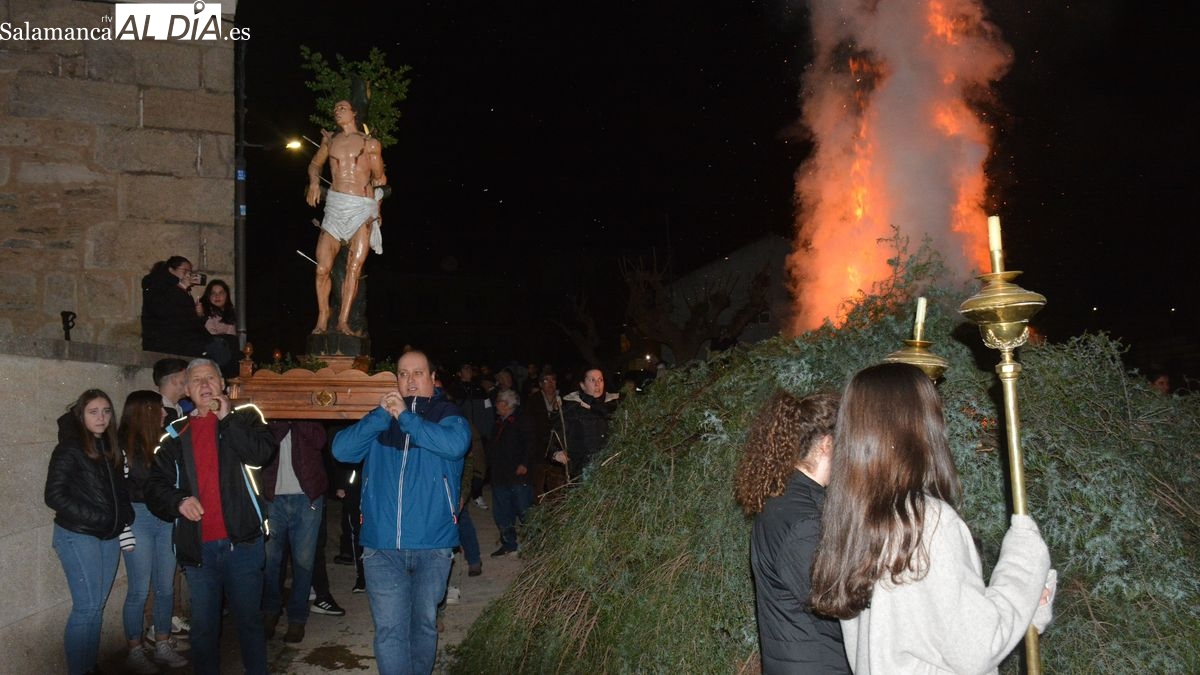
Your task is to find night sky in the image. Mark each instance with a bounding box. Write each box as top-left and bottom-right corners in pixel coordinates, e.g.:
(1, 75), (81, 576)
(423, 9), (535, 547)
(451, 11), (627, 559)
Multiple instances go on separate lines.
(234, 1), (1197, 374)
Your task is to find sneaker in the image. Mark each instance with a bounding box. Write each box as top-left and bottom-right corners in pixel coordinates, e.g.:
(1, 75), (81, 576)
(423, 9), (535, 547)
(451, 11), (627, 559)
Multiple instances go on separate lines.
(152, 640), (188, 668)
(352, 577), (366, 593)
(170, 615), (190, 634)
(473, 496), (488, 510)
(490, 546), (516, 558)
(283, 623), (305, 643)
(125, 646), (160, 674)
(311, 596), (346, 616)
(468, 563), (483, 577)
(445, 585), (461, 605)
(308, 588), (317, 601)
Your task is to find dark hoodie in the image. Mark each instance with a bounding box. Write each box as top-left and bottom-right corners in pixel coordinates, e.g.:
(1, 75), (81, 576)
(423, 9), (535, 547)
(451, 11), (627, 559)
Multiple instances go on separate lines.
(44, 412), (134, 539)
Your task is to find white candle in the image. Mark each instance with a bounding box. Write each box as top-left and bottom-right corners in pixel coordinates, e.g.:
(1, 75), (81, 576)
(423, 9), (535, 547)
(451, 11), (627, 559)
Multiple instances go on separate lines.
(914, 296), (927, 341)
(988, 215), (1002, 252)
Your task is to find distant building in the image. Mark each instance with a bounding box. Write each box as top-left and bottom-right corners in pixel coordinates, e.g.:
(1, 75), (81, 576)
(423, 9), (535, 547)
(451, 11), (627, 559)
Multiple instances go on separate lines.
(662, 235), (790, 361)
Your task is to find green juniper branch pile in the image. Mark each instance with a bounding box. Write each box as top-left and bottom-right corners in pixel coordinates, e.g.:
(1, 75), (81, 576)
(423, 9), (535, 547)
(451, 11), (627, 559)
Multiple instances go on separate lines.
(450, 249), (1200, 674)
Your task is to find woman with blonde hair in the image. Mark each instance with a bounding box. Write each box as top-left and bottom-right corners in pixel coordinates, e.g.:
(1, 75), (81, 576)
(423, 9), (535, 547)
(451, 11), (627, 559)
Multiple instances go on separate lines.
(734, 390), (849, 673)
(810, 363), (1055, 674)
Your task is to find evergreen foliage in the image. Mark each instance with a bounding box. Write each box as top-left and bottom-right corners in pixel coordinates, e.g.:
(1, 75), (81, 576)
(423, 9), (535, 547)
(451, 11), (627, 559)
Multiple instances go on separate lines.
(299, 46), (412, 148)
(450, 243), (1200, 674)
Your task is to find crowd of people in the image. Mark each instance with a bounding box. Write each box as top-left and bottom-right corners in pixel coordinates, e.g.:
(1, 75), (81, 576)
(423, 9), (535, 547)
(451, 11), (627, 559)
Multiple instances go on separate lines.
(43, 352), (620, 675)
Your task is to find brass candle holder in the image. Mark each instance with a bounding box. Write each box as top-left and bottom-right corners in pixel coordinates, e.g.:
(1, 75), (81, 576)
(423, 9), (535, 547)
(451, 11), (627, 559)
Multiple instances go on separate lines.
(883, 297), (949, 381)
(959, 218), (1046, 674)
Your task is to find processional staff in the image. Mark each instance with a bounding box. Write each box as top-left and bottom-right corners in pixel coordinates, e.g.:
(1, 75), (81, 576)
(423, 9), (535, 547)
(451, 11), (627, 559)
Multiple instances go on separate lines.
(958, 215), (1047, 675)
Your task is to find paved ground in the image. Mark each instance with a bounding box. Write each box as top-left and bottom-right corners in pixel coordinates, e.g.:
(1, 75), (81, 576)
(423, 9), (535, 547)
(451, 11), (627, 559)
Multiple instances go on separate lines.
(103, 495), (521, 674)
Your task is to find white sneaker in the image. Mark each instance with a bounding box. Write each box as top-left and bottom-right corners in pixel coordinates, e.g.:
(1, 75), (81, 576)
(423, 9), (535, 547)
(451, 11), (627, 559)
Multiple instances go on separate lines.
(146, 629), (189, 651)
(153, 639), (189, 668)
(171, 615), (190, 634)
(125, 646), (160, 674)
(473, 496), (488, 510)
(445, 585), (461, 605)
(308, 587), (317, 601)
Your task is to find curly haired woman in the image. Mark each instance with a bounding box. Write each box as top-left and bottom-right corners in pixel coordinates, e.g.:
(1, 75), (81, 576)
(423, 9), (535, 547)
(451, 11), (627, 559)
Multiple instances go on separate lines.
(734, 390), (849, 674)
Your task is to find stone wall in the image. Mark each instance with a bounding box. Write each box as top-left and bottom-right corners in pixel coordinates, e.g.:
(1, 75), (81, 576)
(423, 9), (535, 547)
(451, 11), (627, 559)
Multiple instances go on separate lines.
(0, 340), (162, 671)
(0, 0), (237, 667)
(0, 0), (237, 347)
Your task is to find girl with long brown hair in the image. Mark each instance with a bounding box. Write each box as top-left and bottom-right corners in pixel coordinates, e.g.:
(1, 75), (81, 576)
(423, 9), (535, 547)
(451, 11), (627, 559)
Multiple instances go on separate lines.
(734, 390), (849, 673)
(118, 390), (188, 671)
(44, 389), (134, 675)
(810, 363), (1055, 674)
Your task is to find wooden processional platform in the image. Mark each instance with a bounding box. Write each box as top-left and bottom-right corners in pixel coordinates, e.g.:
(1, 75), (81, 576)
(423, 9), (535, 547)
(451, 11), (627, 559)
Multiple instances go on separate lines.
(228, 355), (395, 420)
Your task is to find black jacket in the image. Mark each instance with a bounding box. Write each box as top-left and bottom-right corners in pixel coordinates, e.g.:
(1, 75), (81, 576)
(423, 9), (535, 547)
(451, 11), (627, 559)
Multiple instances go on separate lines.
(524, 390), (566, 465)
(145, 405), (274, 566)
(561, 390), (619, 476)
(751, 471), (850, 674)
(141, 266), (209, 355)
(44, 413), (134, 540)
(485, 410), (535, 487)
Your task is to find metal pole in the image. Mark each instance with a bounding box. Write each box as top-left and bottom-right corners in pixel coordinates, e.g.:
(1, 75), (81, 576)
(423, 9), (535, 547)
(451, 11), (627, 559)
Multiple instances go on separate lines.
(996, 350), (1040, 673)
(234, 38), (247, 351)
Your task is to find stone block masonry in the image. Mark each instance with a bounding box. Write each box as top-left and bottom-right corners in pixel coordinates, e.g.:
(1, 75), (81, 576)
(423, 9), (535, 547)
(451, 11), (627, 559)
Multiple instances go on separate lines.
(0, 0), (238, 349)
(1, 4), (240, 665)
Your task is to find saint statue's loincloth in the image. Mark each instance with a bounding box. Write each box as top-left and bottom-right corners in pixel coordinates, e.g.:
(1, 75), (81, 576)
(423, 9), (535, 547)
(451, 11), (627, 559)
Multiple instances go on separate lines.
(321, 189), (383, 255)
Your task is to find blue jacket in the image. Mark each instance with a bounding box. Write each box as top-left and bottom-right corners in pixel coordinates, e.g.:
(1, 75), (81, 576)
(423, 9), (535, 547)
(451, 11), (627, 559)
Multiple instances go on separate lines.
(332, 393), (470, 550)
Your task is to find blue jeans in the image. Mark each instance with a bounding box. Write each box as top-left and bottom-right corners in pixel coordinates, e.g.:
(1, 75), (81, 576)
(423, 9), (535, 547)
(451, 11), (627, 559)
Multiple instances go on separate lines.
(457, 503), (481, 566)
(263, 494), (324, 624)
(53, 525), (120, 675)
(184, 537), (267, 675)
(122, 502), (176, 640)
(491, 483), (533, 552)
(363, 547), (453, 675)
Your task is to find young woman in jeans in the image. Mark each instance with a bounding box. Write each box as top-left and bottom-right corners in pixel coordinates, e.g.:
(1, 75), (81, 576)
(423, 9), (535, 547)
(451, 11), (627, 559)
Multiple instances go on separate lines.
(119, 390), (188, 672)
(44, 389), (134, 675)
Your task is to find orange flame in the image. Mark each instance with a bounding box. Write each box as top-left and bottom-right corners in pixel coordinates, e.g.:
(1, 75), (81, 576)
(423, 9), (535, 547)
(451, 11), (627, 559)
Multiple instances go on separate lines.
(787, 0), (1010, 334)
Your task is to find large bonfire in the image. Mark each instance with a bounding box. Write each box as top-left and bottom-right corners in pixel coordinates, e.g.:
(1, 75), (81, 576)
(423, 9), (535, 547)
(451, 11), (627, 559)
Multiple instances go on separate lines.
(789, 0), (1010, 332)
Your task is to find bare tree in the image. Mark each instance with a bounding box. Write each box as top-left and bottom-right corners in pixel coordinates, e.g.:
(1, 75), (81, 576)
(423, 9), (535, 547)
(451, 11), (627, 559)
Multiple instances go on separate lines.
(550, 293), (604, 367)
(621, 257), (769, 363)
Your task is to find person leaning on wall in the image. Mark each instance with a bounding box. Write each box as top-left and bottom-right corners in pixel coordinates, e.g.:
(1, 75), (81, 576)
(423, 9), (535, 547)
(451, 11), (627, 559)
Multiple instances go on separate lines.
(44, 389), (135, 675)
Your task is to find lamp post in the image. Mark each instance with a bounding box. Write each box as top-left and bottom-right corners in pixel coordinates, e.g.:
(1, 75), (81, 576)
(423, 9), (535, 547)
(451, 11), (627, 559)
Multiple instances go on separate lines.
(958, 215), (1046, 674)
